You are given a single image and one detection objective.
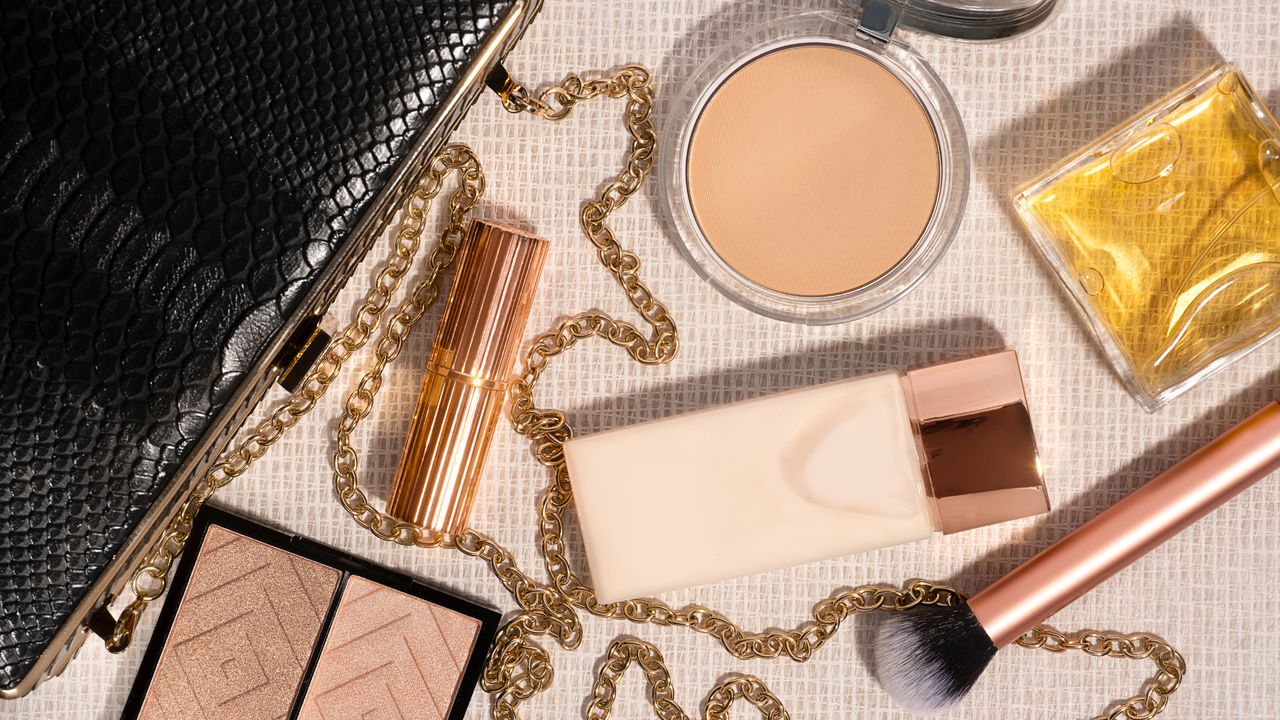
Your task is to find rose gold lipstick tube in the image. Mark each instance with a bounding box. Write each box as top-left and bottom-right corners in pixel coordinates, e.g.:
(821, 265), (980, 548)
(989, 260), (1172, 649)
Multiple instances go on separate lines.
(969, 400), (1280, 647)
(385, 220), (548, 533)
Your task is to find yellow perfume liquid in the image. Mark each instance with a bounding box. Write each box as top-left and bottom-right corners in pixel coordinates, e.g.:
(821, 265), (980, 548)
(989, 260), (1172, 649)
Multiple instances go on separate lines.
(1015, 65), (1280, 408)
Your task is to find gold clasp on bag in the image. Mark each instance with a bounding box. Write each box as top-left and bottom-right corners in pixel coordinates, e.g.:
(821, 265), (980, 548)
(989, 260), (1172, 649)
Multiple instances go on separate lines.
(92, 601), (143, 654)
(485, 63), (519, 102)
(272, 315), (331, 393)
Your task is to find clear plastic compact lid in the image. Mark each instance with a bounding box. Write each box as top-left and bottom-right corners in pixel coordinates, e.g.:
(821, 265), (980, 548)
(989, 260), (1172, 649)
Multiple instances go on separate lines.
(857, 0), (1058, 41)
(660, 2), (1057, 324)
(661, 11), (970, 324)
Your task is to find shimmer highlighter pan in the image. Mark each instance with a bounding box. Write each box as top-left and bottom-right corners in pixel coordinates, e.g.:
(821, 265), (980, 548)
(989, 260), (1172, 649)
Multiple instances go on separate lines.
(121, 507), (498, 720)
(662, 3), (1058, 323)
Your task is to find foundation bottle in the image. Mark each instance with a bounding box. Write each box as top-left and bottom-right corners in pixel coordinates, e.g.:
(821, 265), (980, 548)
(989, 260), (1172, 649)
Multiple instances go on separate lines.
(563, 350), (1049, 603)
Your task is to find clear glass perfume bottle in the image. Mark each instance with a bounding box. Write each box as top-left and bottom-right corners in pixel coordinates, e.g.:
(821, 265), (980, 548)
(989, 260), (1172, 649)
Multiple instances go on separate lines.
(1015, 64), (1280, 409)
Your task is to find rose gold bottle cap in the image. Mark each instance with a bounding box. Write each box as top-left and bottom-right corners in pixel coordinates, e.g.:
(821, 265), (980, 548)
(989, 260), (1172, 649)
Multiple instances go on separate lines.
(903, 350), (1049, 535)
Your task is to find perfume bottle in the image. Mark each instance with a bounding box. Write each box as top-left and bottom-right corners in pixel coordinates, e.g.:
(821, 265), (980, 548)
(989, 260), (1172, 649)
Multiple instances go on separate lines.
(1015, 64), (1280, 409)
(563, 351), (1049, 603)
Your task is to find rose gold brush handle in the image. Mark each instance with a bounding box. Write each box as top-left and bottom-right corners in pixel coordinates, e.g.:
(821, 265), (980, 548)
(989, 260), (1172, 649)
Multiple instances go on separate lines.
(969, 400), (1280, 648)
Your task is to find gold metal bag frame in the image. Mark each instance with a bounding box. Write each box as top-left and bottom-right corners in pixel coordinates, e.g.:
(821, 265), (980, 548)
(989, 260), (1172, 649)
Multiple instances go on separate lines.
(105, 65), (1186, 720)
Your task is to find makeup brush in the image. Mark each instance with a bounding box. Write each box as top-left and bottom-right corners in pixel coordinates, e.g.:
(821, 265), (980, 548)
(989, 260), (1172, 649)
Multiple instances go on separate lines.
(874, 399), (1280, 714)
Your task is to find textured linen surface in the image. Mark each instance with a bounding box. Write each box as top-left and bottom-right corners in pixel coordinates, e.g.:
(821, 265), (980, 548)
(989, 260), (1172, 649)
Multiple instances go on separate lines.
(9, 1), (1280, 718)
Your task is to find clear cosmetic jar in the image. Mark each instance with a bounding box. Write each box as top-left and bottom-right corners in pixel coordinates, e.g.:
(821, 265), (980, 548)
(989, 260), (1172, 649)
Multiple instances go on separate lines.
(662, 0), (1057, 324)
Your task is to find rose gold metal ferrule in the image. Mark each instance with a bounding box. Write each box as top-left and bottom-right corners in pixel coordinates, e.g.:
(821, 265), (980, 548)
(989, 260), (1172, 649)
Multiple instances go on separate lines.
(385, 220), (548, 534)
(969, 399), (1280, 648)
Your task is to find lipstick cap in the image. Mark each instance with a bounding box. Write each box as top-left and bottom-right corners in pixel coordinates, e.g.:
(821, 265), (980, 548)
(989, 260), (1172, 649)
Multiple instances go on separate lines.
(904, 350), (1049, 534)
(436, 220), (550, 380)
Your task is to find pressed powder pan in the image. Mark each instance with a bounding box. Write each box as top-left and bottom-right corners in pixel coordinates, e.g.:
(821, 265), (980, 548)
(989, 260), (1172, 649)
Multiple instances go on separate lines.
(662, 0), (1058, 323)
(687, 44), (941, 298)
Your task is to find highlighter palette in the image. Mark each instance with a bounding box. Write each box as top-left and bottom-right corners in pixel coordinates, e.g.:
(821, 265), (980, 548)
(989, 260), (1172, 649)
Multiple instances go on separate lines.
(121, 506), (498, 720)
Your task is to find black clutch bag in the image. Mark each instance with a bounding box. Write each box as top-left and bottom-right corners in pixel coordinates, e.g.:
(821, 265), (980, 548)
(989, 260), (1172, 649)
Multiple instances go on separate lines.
(0, 0), (540, 696)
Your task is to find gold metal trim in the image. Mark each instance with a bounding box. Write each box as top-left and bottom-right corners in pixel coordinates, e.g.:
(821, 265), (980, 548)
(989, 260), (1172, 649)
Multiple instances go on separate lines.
(274, 321), (332, 394)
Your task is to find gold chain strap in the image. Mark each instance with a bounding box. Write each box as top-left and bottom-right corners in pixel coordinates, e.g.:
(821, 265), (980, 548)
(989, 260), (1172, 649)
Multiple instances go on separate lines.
(107, 65), (1187, 720)
(492, 68), (1188, 718)
(586, 638), (792, 720)
(1016, 627), (1186, 720)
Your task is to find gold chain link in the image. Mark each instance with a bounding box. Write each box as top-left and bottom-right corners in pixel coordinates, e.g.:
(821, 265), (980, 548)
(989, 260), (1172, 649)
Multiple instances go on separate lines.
(327, 148), (482, 550)
(585, 638), (791, 720)
(1016, 626), (1187, 720)
(106, 65), (1187, 720)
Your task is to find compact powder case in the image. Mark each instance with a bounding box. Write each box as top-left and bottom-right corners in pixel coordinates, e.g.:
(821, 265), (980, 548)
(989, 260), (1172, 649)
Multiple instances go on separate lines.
(120, 506), (499, 720)
(662, 0), (1058, 323)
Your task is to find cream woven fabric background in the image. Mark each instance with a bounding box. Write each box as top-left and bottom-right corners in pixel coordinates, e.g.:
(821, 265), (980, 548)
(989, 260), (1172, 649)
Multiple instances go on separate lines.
(11, 0), (1280, 717)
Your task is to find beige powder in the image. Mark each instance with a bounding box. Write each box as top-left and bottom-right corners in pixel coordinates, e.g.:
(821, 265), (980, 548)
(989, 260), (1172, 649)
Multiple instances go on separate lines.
(298, 576), (481, 720)
(138, 526), (340, 720)
(687, 44), (941, 297)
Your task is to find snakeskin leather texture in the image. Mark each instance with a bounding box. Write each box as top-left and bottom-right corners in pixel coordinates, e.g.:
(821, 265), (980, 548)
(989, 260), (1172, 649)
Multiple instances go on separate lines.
(0, 0), (519, 690)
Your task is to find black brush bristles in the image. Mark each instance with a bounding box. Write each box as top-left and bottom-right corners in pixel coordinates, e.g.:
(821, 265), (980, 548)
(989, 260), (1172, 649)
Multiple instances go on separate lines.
(873, 601), (998, 715)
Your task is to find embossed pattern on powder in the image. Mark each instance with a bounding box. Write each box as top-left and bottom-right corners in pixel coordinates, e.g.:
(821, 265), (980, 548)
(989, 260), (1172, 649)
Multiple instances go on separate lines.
(297, 576), (482, 719)
(138, 526), (340, 719)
